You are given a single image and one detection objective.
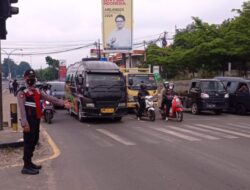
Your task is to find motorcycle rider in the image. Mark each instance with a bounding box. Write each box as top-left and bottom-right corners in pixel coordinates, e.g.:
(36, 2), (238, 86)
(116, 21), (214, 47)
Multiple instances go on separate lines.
(137, 83), (149, 120)
(160, 81), (176, 120)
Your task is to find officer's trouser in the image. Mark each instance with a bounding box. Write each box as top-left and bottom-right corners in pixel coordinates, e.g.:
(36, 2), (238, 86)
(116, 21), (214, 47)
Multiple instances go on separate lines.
(23, 117), (40, 167)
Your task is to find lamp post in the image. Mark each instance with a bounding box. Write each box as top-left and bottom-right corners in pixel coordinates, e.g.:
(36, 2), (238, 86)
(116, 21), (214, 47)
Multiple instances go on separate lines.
(1, 48), (22, 80)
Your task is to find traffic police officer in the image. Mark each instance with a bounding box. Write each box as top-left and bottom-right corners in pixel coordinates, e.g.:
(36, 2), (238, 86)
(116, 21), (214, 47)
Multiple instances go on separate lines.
(17, 69), (70, 175)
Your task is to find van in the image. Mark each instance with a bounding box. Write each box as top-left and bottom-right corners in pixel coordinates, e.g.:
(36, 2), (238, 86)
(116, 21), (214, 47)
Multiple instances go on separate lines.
(65, 59), (127, 121)
(183, 79), (228, 114)
(215, 77), (250, 115)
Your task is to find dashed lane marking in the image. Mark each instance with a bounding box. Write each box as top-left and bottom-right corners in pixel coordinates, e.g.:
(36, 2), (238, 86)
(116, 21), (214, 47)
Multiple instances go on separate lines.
(96, 129), (136, 146)
(151, 127), (201, 141)
(168, 126), (220, 140)
(196, 124), (250, 138)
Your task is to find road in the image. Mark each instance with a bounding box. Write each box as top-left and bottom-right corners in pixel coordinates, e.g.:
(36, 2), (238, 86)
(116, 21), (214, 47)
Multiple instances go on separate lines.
(1, 110), (250, 190)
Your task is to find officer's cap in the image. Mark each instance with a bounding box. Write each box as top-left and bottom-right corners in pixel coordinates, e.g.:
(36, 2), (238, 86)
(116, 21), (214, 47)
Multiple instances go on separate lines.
(24, 69), (36, 78)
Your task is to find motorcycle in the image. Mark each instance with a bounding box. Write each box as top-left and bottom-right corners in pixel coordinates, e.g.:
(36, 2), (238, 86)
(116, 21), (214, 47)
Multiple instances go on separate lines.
(136, 95), (156, 121)
(42, 100), (54, 124)
(160, 95), (183, 122)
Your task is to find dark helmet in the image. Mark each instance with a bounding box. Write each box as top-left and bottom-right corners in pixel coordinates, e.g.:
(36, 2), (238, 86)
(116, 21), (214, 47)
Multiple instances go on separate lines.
(140, 83), (146, 90)
(24, 69), (36, 79)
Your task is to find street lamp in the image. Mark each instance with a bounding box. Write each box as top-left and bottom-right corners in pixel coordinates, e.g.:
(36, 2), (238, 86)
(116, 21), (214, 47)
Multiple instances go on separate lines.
(1, 48), (22, 80)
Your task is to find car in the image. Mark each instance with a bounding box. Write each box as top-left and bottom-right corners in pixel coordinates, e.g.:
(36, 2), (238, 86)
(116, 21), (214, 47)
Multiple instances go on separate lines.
(214, 76), (250, 115)
(46, 81), (65, 100)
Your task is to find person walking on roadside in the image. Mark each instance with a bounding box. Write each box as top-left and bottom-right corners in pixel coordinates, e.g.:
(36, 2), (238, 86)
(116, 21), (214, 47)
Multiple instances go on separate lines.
(9, 80), (13, 94)
(17, 69), (71, 175)
(12, 79), (19, 96)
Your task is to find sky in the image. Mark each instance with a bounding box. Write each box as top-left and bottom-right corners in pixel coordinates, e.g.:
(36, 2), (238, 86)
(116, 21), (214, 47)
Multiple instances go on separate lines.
(1, 0), (245, 70)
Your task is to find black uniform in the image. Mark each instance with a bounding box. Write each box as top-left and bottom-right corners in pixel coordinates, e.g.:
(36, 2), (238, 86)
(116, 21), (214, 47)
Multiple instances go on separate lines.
(137, 88), (149, 118)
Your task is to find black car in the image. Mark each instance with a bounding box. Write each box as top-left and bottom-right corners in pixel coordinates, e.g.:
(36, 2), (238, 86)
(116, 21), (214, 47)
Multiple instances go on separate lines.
(215, 77), (250, 115)
(183, 79), (229, 115)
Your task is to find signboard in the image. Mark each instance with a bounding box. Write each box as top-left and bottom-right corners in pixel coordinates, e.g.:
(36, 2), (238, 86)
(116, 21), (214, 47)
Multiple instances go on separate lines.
(153, 65), (160, 81)
(102, 0), (133, 53)
(90, 49), (103, 57)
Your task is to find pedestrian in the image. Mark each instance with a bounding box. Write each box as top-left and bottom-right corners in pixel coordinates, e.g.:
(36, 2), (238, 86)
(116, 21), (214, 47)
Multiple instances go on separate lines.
(9, 80), (13, 94)
(17, 69), (71, 175)
(12, 79), (19, 96)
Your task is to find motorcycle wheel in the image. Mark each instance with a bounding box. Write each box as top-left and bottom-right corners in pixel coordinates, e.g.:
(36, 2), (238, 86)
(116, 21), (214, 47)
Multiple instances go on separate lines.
(45, 111), (52, 124)
(176, 111), (183, 122)
(149, 110), (156, 121)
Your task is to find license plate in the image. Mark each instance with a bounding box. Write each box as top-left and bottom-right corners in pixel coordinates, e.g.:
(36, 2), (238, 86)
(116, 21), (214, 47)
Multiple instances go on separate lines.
(101, 108), (114, 113)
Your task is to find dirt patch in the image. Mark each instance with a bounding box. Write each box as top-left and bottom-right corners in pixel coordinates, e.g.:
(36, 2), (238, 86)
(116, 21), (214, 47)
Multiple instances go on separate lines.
(0, 127), (53, 169)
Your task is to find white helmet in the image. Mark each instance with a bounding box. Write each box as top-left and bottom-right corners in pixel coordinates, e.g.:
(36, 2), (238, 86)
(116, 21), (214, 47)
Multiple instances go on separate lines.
(163, 81), (169, 89)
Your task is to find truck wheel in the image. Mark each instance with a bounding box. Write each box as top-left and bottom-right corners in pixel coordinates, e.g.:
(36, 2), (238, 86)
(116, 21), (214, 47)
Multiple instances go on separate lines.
(214, 109), (222, 115)
(114, 117), (122, 122)
(236, 104), (246, 115)
(191, 103), (200, 115)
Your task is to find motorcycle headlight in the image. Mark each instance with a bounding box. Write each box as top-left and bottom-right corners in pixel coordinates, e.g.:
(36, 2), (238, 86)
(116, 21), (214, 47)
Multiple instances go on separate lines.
(86, 103), (95, 108)
(118, 103), (126, 107)
(224, 93), (229, 98)
(45, 101), (50, 105)
(201, 93), (209, 99)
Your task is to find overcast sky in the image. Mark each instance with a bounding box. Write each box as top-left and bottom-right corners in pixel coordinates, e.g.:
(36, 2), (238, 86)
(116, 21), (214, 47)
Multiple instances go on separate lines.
(1, 0), (245, 70)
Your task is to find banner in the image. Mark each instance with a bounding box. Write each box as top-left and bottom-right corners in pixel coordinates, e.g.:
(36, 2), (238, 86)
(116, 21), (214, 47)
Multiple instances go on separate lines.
(102, 0), (133, 53)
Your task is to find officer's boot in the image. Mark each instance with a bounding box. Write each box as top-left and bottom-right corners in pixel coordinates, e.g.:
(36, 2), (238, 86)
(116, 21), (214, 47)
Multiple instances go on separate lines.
(30, 162), (42, 170)
(21, 162), (39, 175)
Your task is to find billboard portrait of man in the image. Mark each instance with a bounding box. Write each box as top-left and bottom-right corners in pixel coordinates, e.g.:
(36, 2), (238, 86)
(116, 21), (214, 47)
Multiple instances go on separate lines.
(106, 14), (131, 49)
(102, 0), (133, 52)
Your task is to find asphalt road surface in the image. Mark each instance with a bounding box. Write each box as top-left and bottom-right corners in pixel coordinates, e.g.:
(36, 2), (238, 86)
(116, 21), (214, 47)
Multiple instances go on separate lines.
(1, 110), (250, 190)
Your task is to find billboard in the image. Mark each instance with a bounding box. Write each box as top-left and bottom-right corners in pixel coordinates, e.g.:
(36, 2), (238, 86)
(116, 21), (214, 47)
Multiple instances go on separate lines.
(102, 0), (133, 53)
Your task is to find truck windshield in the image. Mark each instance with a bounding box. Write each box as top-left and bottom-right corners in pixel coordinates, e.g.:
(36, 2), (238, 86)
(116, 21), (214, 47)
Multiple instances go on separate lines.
(86, 73), (123, 87)
(128, 74), (157, 90)
(201, 81), (225, 92)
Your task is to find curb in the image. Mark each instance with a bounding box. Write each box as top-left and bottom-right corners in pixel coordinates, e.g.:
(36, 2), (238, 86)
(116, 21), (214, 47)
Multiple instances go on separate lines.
(0, 141), (24, 149)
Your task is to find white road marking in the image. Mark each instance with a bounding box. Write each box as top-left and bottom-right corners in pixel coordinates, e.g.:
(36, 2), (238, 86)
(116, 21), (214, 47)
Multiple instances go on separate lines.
(96, 129), (136, 146)
(226, 123), (250, 130)
(152, 127), (201, 141)
(168, 126), (220, 140)
(196, 124), (250, 138)
(184, 125), (238, 139)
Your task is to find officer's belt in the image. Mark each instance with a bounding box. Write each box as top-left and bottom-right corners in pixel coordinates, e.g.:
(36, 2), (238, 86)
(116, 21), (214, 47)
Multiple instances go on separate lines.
(25, 102), (36, 108)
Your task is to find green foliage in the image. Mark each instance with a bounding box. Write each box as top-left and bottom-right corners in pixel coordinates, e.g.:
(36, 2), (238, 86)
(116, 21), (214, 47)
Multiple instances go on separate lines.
(146, 1), (250, 79)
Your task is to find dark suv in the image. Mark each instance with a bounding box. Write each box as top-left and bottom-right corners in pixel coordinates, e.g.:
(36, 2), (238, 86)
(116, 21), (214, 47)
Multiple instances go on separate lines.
(215, 77), (250, 115)
(183, 79), (228, 115)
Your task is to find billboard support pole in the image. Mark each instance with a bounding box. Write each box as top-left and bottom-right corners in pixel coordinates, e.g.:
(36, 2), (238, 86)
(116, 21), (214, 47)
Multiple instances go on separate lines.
(122, 53), (126, 68)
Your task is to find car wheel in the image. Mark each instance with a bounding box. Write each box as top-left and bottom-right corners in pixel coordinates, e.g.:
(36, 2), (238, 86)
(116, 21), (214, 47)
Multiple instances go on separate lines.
(191, 103), (200, 115)
(214, 109), (222, 115)
(236, 104), (246, 115)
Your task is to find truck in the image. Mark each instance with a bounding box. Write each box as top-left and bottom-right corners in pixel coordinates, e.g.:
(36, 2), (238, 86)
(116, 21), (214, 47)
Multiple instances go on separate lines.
(120, 68), (158, 109)
(180, 79), (229, 115)
(65, 59), (127, 121)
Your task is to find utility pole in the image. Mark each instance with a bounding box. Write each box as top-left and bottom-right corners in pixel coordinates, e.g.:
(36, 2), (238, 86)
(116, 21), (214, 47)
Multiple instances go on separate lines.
(0, 40), (3, 130)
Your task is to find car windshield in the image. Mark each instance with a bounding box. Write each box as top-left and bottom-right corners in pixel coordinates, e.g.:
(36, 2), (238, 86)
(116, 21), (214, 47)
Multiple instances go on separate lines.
(86, 73), (123, 86)
(201, 81), (225, 92)
(128, 74), (157, 90)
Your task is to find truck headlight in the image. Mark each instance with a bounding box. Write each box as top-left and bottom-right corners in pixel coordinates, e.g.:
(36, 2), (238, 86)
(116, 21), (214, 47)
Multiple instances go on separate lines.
(201, 93), (209, 99)
(118, 103), (126, 107)
(224, 93), (229, 98)
(86, 103), (95, 108)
